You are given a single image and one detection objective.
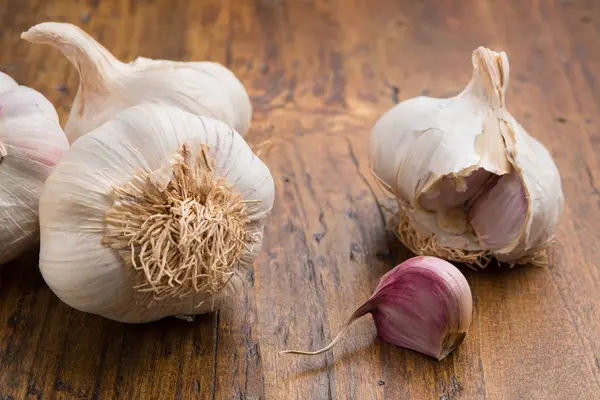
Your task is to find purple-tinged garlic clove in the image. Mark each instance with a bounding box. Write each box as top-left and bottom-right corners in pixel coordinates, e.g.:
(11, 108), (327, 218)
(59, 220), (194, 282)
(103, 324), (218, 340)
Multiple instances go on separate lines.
(468, 171), (528, 252)
(281, 256), (472, 361)
(420, 168), (493, 212)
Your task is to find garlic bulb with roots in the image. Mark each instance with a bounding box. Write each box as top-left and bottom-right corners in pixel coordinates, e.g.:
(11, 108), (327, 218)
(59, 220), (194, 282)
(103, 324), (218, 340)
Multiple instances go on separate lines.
(39, 103), (274, 323)
(371, 47), (563, 267)
(21, 22), (252, 144)
(0, 72), (69, 264)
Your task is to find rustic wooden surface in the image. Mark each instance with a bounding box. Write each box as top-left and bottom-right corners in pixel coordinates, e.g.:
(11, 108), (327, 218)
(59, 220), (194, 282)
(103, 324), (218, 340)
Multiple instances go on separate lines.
(1, 0), (599, 399)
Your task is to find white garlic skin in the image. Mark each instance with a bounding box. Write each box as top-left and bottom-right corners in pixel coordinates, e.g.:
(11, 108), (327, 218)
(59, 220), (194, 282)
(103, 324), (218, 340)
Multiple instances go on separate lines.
(371, 47), (563, 263)
(22, 22), (252, 144)
(0, 72), (69, 264)
(39, 104), (274, 323)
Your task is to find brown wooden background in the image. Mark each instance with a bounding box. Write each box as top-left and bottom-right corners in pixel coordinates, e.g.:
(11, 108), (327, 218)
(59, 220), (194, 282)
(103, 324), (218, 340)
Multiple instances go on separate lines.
(1, 0), (599, 399)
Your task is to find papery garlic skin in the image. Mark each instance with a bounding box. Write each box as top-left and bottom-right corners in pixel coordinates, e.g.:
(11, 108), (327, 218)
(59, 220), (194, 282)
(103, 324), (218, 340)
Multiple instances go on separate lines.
(22, 22), (252, 144)
(39, 104), (274, 323)
(0, 72), (69, 264)
(371, 47), (563, 266)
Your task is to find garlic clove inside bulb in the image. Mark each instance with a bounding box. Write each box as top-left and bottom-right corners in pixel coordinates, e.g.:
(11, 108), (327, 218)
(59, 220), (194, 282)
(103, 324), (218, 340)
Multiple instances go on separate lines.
(0, 72), (69, 265)
(419, 168), (493, 212)
(370, 47), (563, 267)
(39, 103), (274, 323)
(21, 22), (252, 143)
(468, 171), (528, 251)
(281, 256), (472, 361)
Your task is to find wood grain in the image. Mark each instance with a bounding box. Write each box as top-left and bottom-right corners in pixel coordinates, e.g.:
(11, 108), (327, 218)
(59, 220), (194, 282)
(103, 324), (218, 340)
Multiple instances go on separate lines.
(1, 0), (599, 399)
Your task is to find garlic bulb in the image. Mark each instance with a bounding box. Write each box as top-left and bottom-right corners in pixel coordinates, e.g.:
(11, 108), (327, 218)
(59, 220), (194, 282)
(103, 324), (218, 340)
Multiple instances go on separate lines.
(0, 72), (69, 264)
(21, 22), (252, 144)
(371, 47), (563, 267)
(39, 103), (274, 323)
(282, 256), (472, 361)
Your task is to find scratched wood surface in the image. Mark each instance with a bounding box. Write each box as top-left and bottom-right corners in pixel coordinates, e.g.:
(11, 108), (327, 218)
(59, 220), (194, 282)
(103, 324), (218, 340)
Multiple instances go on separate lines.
(1, 0), (599, 399)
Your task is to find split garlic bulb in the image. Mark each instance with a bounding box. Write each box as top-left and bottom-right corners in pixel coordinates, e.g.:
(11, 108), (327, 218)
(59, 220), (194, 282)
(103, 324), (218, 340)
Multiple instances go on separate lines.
(0, 72), (69, 264)
(21, 22), (252, 143)
(39, 103), (274, 322)
(371, 47), (563, 267)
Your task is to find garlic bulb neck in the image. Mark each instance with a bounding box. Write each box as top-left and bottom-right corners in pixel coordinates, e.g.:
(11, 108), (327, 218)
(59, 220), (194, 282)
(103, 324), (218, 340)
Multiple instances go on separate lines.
(463, 46), (509, 108)
(21, 22), (125, 95)
(0, 140), (6, 158)
(103, 143), (250, 301)
(22, 22), (253, 144)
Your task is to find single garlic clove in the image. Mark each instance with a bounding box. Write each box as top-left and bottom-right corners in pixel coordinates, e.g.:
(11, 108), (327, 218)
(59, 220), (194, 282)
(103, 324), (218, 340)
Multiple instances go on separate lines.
(21, 22), (252, 143)
(39, 103), (274, 323)
(370, 256), (472, 360)
(281, 256), (472, 361)
(0, 72), (69, 265)
(371, 46), (563, 267)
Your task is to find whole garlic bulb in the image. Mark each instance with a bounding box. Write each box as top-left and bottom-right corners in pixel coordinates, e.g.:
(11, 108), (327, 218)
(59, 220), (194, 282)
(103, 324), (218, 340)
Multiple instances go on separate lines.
(39, 103), (274, 322)
(371, 47), (563, 267)
(0, 72), (69, 264)
(21, 22), (252, 144)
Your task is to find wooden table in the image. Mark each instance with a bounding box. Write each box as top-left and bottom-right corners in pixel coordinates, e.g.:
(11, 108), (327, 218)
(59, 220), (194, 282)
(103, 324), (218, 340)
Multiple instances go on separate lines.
(1, 0), (599, 399)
